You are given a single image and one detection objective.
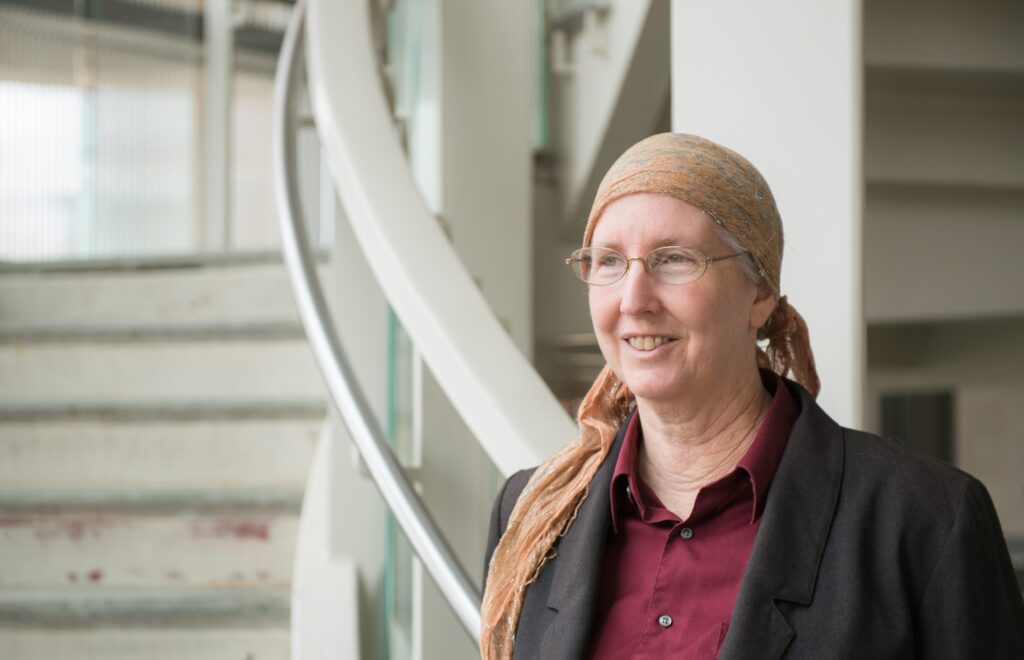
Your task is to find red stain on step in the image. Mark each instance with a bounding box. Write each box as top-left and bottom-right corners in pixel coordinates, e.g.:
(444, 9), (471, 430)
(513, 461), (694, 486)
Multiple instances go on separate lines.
(221, 520), (270, 540)
(0, 516), (34, 528)
(0, 515), (120, 541)
(191, 518), (270, 542)
(67, 572), (78, 583)
(87, 569), (103, 583)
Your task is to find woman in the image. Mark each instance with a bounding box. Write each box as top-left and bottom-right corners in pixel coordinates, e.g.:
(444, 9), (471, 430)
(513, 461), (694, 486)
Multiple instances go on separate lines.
(481, 133), (1024, 659)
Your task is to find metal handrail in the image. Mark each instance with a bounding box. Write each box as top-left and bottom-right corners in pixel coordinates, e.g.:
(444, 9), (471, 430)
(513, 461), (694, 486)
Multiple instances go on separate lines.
(271, 0), (481, 643)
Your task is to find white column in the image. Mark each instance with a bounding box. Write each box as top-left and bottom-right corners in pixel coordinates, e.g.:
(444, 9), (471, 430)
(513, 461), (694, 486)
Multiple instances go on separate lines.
(671, 0), (864, 426)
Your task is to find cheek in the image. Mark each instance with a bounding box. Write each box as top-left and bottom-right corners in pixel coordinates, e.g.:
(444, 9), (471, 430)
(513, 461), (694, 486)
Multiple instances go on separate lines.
(681, 284), (750, 343)
(697, 286), (758, 348)
(588, 290), (621, 354)
(588, 289), (614, 328)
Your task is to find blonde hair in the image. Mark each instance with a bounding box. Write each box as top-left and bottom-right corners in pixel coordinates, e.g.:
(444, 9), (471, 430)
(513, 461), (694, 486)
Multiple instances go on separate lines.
(480, 133), (819, 659)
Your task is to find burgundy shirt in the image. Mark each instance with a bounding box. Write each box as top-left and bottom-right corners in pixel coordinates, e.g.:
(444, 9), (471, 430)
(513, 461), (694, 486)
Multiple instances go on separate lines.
(587, 371), (799, 659)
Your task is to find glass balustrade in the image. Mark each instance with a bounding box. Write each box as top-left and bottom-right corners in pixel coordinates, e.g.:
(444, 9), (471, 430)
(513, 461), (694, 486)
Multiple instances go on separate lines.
(383, 2), (420, 655)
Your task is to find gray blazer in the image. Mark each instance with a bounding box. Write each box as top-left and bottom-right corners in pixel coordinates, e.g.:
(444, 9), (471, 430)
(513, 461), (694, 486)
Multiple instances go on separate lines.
(484, 380), (1024, 659)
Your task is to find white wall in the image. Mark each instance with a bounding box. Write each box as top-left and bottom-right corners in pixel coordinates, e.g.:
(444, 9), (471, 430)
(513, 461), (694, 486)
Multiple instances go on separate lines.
(863, 0), (1024, 71)
(861, 0), (1024, 324)
(670, 0), (864, 427)
(957, 386), (1024, 537)
(866, 317), (1024, 539)
(864, 184), (1024, 323)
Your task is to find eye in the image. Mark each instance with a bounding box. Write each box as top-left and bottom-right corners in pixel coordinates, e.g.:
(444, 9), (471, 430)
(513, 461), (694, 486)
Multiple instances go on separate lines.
(597, 253), (624, 268)
(651, 248), (697, 267)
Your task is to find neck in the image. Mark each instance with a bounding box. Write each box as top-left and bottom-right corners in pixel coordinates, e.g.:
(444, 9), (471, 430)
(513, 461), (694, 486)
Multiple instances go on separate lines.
(634, 368), (771, 519)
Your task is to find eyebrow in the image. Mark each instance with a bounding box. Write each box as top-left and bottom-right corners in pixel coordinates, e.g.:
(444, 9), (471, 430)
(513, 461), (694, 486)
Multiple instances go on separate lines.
(591, 237), (695, 250)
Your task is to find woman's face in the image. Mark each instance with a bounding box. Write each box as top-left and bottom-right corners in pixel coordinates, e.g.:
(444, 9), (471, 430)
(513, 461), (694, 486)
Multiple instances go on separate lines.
(588, 193), (774, 405)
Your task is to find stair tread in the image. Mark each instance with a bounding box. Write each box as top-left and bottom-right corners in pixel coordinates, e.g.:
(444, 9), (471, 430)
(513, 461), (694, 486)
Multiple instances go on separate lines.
(0, 587), (290, 629)
(0, 512), (298, 590)
(0, 339), (326, 405)
(0, 401), (327, 421)
(0, 249), (327, 274)
(0, 257), (333, 330)
(0, 489), (304, 515)
(0, 321), (307, 343)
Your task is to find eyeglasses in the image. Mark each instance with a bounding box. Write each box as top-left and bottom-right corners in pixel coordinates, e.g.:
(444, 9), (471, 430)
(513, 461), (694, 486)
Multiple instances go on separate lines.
(565, 246), (748, 286)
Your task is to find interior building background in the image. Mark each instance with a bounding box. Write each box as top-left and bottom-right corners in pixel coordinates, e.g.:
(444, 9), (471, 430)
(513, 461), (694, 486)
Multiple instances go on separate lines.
(1, 0), (1021, 658)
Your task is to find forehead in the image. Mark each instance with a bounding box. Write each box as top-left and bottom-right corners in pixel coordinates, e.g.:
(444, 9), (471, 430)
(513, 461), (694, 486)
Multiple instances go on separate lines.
(589, 193), (722, 249)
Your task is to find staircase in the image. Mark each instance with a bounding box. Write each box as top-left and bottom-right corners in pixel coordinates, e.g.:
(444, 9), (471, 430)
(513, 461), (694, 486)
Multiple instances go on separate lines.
(0, 252), (330, 659)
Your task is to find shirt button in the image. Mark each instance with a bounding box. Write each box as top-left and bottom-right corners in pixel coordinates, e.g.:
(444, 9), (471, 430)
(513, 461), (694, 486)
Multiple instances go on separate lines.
(658, 614), (673, 628)
(680, 527), (694, 540)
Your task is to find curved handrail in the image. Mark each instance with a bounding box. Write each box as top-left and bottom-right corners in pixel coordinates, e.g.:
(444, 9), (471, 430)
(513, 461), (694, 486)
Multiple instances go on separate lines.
(272, 0), (482, 641)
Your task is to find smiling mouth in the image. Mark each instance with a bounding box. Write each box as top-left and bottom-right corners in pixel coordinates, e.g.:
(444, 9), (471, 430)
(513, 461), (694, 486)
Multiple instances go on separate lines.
(625, 336), (674, 351)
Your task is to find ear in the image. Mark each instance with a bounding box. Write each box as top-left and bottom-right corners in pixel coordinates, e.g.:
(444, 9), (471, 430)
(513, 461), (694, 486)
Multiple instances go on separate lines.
(749, 281), (775, 333)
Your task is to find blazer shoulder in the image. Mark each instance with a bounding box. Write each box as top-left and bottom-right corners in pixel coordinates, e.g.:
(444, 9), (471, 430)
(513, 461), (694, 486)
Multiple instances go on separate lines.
(840, 427), (976, 524)
(483, 467), (536, 585)
(496, 468), (536, 532)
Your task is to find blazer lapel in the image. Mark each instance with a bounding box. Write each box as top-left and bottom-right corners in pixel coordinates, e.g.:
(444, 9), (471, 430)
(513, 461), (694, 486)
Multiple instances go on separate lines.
(538, 416), (631, 659)
(719, 383), (845, 660)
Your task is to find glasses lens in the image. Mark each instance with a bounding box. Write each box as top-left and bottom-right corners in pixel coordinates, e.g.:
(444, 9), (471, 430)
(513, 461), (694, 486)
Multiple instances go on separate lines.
(647, 246), (704, 284)
(571, 247), (625, 284)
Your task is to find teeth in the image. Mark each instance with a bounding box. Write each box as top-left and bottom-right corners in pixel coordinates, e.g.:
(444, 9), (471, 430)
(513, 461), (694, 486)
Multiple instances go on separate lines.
(628, 336), (668, 351)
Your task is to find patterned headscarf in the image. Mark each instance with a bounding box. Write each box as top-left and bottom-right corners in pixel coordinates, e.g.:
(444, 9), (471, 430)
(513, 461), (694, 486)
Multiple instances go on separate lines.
(584, 132), (818, 392)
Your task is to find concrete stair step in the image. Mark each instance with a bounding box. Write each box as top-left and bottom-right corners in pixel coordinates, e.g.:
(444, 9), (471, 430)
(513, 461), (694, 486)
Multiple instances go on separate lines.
(0, 401), (327, 421)
(0, 490), (303, 515)
(0, 587), (290, 629)
(0, 512), (297, 590)
(0, 321), (307, 344)
(0, 252), (332, 654)
(0, 628), (289, 660)
(0, 415), (320, 502)
(0, 339), (326, 405)
(0, 252), (331, 331)
(0, 587), (290, 659)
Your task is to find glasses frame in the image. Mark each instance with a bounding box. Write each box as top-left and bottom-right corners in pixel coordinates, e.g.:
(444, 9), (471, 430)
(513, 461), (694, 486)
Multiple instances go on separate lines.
(565, 245), (748, 286)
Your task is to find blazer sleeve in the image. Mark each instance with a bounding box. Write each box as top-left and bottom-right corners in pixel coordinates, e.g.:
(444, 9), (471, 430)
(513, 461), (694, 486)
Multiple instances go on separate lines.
(915, 477), (1024, 658)
(482, 468), (535, 589)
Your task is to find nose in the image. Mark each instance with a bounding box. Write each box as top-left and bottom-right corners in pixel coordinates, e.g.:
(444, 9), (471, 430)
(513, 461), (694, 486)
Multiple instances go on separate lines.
(618, 258), (661, 315)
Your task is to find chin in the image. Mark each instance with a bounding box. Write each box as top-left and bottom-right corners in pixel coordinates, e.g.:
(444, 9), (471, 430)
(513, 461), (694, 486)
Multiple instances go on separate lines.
(619, 373), (688, 403)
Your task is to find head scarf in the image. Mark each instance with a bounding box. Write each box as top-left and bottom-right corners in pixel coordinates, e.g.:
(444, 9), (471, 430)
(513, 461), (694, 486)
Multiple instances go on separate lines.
(584, 132), (818, 391)
(480, 133), (819, 659)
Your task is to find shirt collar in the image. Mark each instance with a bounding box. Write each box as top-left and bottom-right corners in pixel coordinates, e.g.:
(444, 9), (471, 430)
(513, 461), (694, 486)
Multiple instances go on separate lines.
(609, 409), (642, 533)
(738, 370), (799, 522)
(608, 369), (799, 532)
